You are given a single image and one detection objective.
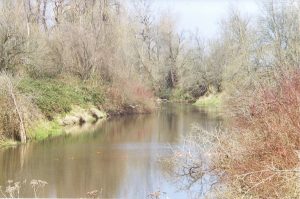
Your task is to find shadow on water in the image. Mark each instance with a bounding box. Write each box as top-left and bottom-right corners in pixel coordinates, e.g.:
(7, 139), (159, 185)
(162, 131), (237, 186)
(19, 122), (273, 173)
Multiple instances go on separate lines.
(0, 103), (222, 198)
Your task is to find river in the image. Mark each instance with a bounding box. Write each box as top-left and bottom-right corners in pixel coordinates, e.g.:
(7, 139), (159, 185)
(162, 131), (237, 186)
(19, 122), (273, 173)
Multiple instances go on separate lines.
(0, 103), (222, 198)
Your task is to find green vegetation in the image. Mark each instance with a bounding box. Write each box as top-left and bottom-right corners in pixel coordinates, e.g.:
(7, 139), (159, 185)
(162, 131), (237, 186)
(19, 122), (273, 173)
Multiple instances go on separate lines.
(18, 78), (105, 118)
(27, 120), (63, 141)
(194, 94), (221, 107)
(169, 88), (194, 102)
(156, 88), (201, 103)
(0, 139), (18, 148)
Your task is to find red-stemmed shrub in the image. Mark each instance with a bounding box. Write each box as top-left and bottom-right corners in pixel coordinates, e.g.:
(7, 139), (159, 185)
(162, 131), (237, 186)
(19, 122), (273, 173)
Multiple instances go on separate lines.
(223, 70), (300, 198)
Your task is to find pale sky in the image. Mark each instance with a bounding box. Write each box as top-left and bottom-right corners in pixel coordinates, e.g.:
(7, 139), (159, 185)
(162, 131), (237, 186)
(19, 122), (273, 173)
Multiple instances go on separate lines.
(153, 0), (260, 38)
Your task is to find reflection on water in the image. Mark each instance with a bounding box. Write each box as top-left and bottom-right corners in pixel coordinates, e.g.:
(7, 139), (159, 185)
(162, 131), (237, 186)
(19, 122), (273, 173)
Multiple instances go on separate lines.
(0, 104), (222, 198)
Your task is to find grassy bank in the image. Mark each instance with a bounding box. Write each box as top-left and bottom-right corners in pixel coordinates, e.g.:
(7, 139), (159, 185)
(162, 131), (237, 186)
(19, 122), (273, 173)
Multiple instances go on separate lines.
(169, 88), (195, 102)
(27, 120), (64, 141)
(18, 78), (105, 119)
(157, 88), (205, 103)
(0, 76), (153, 147)
(194, 94), (222, 107)
(0, 139), (18, 148)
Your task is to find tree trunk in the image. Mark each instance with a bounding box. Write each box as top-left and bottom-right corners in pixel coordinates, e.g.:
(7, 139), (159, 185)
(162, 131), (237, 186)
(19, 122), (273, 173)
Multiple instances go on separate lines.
(42, 0), (48, 31)
(7, 78), (26, 143)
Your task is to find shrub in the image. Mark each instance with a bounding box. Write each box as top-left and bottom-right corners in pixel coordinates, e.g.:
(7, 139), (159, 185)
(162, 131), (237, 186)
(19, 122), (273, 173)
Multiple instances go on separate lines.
(104, 78), (155, 114)
(0, 5), (28, 73)
(170, 88), (194, 102)
(221, 70), (300, 198)
(165, 71), (300, 198)
(0, 73), (34, 143)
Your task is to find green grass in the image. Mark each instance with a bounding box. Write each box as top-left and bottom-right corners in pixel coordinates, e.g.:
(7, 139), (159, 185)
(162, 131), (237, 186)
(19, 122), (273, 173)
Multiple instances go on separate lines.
(0, 120), (63, 144)
(18, 78), (105, 118)
(0, 139), (18, 148)
(27, 120), (64, 141)
(15, 77), (107, 142)
(194, 94), (222, 107)
(170, 88), (194, 102)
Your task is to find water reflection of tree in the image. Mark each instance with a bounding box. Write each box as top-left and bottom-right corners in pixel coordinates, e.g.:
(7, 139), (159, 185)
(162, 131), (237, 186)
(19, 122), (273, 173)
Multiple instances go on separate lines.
(0, 135), (128, 197)
(158, 105), (223, 198)
(0, 144), (31, 182)
(0, 104), (223, 198)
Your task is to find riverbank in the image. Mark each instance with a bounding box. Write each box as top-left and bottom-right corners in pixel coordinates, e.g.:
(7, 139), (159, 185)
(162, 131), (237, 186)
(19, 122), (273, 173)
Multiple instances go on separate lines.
(194, 94), (222, 107)
(159, 86), (223, 108)
(0, 76), (220, 148)
(0, 76), (155, 148)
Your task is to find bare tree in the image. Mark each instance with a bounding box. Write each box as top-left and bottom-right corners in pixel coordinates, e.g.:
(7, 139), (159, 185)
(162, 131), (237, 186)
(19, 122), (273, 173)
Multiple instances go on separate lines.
(0, 73), (26, 143)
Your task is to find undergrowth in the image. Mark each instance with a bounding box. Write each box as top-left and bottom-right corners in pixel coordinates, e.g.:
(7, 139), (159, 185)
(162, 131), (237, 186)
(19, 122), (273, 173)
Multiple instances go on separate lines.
(0, 139), (18, 148)
(18, 78), (105, 119)
(27, 120), (63, 141)
(194, 94), (221, 107)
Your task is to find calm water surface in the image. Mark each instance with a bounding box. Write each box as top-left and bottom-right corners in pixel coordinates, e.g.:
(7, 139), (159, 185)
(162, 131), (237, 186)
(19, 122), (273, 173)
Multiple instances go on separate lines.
(0, 104), (222, 198)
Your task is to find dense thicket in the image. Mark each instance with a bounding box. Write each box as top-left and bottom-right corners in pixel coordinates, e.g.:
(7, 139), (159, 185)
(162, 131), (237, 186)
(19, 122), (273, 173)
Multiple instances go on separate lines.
(164, 1), (300, 198)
